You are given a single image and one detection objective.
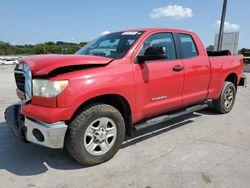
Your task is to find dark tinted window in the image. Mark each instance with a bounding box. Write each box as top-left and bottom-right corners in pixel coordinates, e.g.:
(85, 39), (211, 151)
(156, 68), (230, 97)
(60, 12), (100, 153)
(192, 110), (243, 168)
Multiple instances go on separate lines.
(138, 33), (176, 60)
(179, 34), (198, 58)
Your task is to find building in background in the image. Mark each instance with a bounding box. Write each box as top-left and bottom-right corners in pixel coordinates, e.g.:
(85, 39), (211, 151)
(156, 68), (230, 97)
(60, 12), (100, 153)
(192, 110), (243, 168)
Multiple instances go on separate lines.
(214, 32), (239, 55)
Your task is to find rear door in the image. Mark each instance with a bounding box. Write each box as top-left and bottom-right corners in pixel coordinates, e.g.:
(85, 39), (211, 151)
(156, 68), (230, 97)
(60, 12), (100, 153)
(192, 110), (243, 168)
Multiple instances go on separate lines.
(133, 32), (184, 120)
(177, 33), (211, 106)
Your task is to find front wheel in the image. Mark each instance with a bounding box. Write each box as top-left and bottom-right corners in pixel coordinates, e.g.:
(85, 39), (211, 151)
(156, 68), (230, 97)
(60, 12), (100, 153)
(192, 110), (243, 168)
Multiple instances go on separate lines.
(213, 81), (236, 114)
(66, 104), (125, 166)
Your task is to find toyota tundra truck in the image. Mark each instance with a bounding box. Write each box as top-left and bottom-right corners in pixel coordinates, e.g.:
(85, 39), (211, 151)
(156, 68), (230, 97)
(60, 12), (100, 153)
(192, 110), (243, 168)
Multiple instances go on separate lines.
(4, 28), (246, 165)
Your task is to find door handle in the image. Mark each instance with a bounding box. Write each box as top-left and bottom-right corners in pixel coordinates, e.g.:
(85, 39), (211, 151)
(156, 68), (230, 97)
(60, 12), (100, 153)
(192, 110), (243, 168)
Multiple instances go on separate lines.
(173, 65), (184, 72)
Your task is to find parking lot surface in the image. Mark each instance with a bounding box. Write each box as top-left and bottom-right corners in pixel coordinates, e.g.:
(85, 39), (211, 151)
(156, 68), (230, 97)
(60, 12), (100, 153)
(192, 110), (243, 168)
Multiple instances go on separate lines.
(0, 65), (250, 188)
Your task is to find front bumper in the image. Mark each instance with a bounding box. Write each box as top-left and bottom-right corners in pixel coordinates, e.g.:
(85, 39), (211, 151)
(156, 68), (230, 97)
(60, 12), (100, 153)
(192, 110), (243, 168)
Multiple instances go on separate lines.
(4, 103), (68, 149)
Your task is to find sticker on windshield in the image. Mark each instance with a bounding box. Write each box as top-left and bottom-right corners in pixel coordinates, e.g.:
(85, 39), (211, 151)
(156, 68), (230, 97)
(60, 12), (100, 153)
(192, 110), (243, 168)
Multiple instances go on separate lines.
(122, 32), (139, 35)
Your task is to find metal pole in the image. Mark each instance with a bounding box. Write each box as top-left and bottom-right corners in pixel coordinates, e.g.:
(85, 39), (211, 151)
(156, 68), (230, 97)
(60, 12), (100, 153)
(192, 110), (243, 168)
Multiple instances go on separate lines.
(217, 0), (228, 51)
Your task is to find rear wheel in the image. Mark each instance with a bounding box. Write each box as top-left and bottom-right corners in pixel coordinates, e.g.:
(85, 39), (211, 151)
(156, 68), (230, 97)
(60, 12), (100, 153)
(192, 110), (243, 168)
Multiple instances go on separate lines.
(66, 104), (125, 166)
(213, 81), (236, 114)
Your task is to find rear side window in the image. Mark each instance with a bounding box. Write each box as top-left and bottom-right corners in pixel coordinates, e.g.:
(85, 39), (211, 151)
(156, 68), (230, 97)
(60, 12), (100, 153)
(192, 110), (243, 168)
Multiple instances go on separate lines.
(179, 34), (198, 59)
(138, 33), (177, 60)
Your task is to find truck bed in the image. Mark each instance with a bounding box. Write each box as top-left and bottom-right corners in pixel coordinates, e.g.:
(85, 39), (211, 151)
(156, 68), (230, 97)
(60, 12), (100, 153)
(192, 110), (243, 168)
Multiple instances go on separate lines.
(207, 50), (231, 57)
(207, 54), (244, 99)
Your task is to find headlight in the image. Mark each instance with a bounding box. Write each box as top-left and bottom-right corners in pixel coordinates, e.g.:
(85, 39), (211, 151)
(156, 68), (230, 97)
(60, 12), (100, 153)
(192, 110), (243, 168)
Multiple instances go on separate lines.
(33, 79), (69, 98)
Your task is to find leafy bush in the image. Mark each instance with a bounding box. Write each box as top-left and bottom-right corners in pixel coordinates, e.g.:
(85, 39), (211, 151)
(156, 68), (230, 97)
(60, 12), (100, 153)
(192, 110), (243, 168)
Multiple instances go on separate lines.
(0, 41), (88, 56)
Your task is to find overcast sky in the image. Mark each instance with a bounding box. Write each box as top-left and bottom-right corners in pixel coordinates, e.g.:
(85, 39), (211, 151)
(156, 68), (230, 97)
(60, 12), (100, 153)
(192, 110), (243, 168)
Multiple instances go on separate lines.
(0, 0), (249, 48)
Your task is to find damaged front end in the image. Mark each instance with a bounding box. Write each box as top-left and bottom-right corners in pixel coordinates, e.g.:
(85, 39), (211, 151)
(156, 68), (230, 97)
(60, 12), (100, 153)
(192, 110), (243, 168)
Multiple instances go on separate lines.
(4, 56), (111, 148)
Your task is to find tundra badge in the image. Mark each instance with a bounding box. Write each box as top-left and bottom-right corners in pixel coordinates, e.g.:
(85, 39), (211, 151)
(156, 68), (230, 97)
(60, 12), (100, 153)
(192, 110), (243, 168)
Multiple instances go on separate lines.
(151, 96), (168, 102)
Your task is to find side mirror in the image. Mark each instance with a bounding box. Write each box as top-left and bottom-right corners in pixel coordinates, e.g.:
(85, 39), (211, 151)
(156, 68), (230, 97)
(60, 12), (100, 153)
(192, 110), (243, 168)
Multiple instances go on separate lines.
(137, 46), (167, 64)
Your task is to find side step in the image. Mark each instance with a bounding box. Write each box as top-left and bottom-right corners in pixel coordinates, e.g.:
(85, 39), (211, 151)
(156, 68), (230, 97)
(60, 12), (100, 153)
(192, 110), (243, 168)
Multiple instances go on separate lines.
(134, 103), (208, 131)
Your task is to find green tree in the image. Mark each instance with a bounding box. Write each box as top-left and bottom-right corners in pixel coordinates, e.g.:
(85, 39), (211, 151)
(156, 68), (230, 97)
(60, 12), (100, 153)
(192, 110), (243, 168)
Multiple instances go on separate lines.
(238, 48), (250, 56)
(0, 40), (89, 55)
(34, 44), (45, 54)
(80, 42), (88, 47)
(206, 45), (214, 51)
(0, 42), (14, 55)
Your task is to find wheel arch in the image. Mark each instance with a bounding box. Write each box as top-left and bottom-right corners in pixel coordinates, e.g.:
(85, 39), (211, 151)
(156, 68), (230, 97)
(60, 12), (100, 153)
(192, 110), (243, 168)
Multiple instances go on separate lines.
(225, 72), (238, 88)
(67, 94), (133, 136)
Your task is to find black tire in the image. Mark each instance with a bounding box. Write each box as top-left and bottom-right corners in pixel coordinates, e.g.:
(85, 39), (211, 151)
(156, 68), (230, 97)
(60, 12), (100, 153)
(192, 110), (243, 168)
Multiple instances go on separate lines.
(66, 104), (125, 166)
(213, 81), (236, 114)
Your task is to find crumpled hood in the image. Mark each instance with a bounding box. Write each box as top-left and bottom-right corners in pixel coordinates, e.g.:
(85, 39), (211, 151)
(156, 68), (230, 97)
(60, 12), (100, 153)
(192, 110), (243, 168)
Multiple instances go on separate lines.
(21, 54), (113, 76)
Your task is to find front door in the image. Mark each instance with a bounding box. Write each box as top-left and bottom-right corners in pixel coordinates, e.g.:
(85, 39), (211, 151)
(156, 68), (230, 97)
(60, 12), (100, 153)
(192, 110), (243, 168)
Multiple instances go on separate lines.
(133, 32), (184, 120)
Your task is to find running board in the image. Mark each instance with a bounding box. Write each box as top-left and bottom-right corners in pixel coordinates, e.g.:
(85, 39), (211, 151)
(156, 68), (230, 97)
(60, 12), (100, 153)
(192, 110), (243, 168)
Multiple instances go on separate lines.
(134, 103), (208, 131)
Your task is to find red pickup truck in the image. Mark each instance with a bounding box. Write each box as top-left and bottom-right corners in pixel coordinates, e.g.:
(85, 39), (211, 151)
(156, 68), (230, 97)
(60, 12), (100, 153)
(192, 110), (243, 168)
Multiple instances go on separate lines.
(5, 28), (246, 165)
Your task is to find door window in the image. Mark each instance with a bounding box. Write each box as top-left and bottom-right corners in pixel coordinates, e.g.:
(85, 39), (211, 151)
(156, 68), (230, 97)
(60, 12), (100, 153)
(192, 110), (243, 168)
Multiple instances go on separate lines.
(179, 34), (198, 59)
(138, 33), (177, 60)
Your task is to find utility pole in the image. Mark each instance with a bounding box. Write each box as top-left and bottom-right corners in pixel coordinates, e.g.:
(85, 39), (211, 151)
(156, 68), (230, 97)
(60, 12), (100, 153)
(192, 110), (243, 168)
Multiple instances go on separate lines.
(217, 0), (228, 51)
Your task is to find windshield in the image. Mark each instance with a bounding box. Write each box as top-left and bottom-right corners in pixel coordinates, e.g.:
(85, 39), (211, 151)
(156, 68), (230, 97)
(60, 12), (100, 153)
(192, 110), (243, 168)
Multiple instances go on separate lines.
(76, 31), (143, 58)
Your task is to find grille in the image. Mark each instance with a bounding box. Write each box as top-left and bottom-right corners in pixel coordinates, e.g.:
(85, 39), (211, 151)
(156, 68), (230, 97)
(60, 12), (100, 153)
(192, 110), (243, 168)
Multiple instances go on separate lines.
(15, 71), (25, 93)
(14, 63), (32, 102)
